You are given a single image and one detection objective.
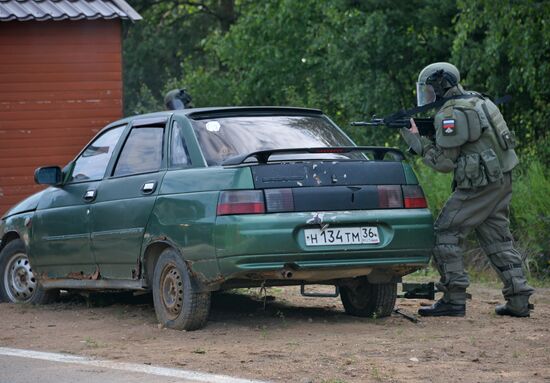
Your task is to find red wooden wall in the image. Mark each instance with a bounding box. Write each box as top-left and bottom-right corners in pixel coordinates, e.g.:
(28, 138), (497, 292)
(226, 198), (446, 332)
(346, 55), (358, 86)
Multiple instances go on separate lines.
(0, 20), (123, 215)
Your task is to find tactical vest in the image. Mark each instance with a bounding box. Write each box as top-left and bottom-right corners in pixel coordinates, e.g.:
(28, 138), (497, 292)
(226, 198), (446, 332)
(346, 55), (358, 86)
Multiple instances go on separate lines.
(434, 92), (519, 189)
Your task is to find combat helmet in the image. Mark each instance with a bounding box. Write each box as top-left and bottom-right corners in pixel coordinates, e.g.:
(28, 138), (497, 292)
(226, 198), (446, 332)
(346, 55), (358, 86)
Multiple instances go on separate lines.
(416, 62), (460, 106)
(164, 88), (193, 110)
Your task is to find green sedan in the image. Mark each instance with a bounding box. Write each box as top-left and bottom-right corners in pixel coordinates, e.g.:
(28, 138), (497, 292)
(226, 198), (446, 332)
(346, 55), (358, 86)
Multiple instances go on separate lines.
(0, 107), (434, 330)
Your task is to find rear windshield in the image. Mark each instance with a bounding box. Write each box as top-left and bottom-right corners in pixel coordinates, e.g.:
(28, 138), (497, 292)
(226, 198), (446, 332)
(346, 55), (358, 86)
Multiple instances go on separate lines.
(190, 115), (361, 165)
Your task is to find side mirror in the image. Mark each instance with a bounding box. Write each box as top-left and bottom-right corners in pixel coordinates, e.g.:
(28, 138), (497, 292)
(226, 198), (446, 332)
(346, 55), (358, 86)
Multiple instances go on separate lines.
(34, 166), (62, 186)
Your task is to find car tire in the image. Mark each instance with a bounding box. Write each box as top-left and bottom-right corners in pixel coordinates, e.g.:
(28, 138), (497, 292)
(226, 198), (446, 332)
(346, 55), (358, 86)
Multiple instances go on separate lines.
(152, 248), (211, 331)
(0, 239), (59, 304)
(340, 277), (396, 318)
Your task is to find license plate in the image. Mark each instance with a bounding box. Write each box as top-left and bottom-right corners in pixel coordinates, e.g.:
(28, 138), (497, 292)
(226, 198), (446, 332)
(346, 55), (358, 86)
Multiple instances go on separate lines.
(304, 226), (380, 246)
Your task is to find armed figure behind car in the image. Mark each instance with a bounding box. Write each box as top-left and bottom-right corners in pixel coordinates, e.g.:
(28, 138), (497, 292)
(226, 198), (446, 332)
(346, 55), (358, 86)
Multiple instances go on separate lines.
(400, 62), (534, 317)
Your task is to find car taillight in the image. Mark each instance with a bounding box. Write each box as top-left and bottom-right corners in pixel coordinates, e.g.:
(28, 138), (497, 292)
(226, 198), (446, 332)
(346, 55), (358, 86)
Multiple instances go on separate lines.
(377, 185), (403, 208)
(264, 188), (294, 212)
(402, 185), (428, 208)
(217, 190), (266, 215)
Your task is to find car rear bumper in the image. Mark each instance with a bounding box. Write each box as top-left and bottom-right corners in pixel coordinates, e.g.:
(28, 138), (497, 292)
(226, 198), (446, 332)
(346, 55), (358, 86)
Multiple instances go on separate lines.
(214, 209), (434, 282)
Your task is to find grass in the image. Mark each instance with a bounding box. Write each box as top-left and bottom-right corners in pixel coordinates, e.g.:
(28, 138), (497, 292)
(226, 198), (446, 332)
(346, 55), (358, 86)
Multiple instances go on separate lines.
(403, 267), (439, 283)
(83, 337), (103, 348)
(528, 276), (550, 288)
(258, 325), (269, 340)
(370, 364), (383, 382)
(234, 287), (285, 300)
(275, 309), (288, 328)
(405, 265), (550, 288)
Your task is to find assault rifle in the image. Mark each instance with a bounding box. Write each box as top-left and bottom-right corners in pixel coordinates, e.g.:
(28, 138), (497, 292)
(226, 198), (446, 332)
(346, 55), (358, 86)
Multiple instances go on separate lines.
(351, 94), (511, 137)
(351, 117), (435, 137)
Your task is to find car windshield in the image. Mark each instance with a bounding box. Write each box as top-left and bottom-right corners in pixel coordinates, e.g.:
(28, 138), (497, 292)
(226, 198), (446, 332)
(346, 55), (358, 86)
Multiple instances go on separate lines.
(190, 115), (363, 165)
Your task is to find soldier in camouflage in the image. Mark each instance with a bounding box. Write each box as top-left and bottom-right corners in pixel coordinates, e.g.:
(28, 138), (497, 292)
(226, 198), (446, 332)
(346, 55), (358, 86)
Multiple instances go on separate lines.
(401, 62), (534, 317)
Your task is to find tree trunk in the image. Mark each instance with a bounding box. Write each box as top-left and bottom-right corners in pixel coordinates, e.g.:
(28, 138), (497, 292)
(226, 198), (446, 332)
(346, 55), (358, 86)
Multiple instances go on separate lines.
(217, 0), (236, 32)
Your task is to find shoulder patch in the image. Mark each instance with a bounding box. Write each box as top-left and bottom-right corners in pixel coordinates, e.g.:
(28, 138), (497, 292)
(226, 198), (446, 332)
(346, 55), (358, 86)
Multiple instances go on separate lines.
(442, 119), (456, 135)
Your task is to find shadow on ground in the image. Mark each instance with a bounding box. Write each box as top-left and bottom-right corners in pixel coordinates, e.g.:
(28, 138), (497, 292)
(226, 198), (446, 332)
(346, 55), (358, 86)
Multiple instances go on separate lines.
(52, 288), (356, 325)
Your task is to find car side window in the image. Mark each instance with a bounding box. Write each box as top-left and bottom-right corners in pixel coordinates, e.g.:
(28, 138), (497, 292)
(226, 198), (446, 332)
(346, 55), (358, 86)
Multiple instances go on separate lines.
(113, 127), (164, 177)
(170, 121), (191, 168)
(69, 126), (125, 182)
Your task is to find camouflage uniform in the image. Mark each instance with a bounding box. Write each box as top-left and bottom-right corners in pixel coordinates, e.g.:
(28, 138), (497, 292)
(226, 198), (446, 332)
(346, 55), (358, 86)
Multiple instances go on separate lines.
(402, 63), (534, 316)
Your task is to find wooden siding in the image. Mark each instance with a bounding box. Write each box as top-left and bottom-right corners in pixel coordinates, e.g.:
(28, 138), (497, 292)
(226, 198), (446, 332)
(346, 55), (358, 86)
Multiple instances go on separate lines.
(0, 20), (123, 214)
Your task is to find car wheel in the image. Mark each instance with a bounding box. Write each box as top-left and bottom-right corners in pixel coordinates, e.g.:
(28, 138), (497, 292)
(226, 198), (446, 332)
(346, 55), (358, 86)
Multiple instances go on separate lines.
(0, 239), (59, 304)
(152, 248), (211, 330)
(340, 277), (396, 318)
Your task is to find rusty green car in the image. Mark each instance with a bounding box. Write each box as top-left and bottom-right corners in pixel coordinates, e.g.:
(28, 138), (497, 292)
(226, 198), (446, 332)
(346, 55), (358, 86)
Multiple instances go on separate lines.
(0, 107), (434, 330)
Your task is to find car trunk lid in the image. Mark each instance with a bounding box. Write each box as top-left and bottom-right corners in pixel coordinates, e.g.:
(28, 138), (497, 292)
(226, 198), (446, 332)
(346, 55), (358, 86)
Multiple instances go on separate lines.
(250, 160), (408, 212)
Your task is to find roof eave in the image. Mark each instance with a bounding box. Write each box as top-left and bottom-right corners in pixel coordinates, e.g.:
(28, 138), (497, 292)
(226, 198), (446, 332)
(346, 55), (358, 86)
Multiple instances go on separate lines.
(111, 0), (142, 21)
(0, 0), (142, 22)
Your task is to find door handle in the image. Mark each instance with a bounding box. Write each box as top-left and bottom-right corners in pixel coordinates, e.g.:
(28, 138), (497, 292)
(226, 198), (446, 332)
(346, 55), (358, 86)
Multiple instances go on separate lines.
(142, 181), (157, 194)
(83, 189), (97, 202)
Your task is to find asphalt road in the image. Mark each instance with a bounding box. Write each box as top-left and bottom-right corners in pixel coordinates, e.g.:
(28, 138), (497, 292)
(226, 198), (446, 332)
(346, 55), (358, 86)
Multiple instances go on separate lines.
(0, 348), (267, 383)
(0, 355), (195, 383)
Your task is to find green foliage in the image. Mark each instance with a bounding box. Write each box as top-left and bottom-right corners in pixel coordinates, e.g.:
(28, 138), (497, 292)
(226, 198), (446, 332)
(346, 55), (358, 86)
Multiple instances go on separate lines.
(510, 160), (550, 276)
(123, 0), (238, 115)
(182, 0), (457, 147)
(412, 159), (453, 216)
(129, 84), (162, 116)
(123, 0), (549, 161)
(452, 0), (550, 164)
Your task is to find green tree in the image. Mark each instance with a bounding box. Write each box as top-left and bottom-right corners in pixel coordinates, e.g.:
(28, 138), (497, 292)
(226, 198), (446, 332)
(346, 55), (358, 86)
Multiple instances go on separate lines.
(452, 0), (550, 163)
(123, 0), (238, 115)
(124, 0), (549, 161)
(183, 0), (457, 147)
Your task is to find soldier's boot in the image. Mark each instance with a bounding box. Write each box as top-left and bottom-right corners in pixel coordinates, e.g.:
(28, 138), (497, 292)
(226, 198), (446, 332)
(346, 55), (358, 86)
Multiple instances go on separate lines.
(420, 240), (469, 317)
(418, 301), (465, 317)
(418, 289), (466, 317)
(486, 247), (535, 318)
(495, 295), (532, 317)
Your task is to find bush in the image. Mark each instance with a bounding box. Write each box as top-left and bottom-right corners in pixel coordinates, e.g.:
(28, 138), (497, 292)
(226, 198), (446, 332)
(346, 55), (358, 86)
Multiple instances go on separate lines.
(412, 159), (453, 217)
(510, 160), (550, 277)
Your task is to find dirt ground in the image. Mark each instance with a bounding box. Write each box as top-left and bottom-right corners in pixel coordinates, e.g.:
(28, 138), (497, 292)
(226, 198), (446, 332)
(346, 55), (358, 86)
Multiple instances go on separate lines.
(0, 283), (549, 383)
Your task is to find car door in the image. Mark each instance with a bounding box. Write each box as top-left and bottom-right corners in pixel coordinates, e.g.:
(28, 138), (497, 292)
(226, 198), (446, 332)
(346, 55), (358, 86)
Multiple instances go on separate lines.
(90, 117), (168, 279)
(31, 125), (126, 278)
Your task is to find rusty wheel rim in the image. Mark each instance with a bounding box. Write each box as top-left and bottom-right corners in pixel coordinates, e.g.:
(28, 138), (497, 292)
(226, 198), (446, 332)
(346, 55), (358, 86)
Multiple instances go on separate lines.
(3, 252), (37, 303)
(160, 263), (184, 320)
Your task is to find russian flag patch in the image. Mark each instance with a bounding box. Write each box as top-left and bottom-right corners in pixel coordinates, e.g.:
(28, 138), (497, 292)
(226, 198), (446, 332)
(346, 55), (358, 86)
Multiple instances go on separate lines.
(442, 119), (456, 135)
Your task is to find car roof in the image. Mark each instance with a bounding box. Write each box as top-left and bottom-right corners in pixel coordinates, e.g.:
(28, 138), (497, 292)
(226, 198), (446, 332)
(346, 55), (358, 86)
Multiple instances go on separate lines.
(103, 106), (324, 131)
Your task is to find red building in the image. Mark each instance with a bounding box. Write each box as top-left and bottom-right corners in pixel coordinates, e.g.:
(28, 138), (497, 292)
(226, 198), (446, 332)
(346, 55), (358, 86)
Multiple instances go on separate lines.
(0, 0), (141, 214)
